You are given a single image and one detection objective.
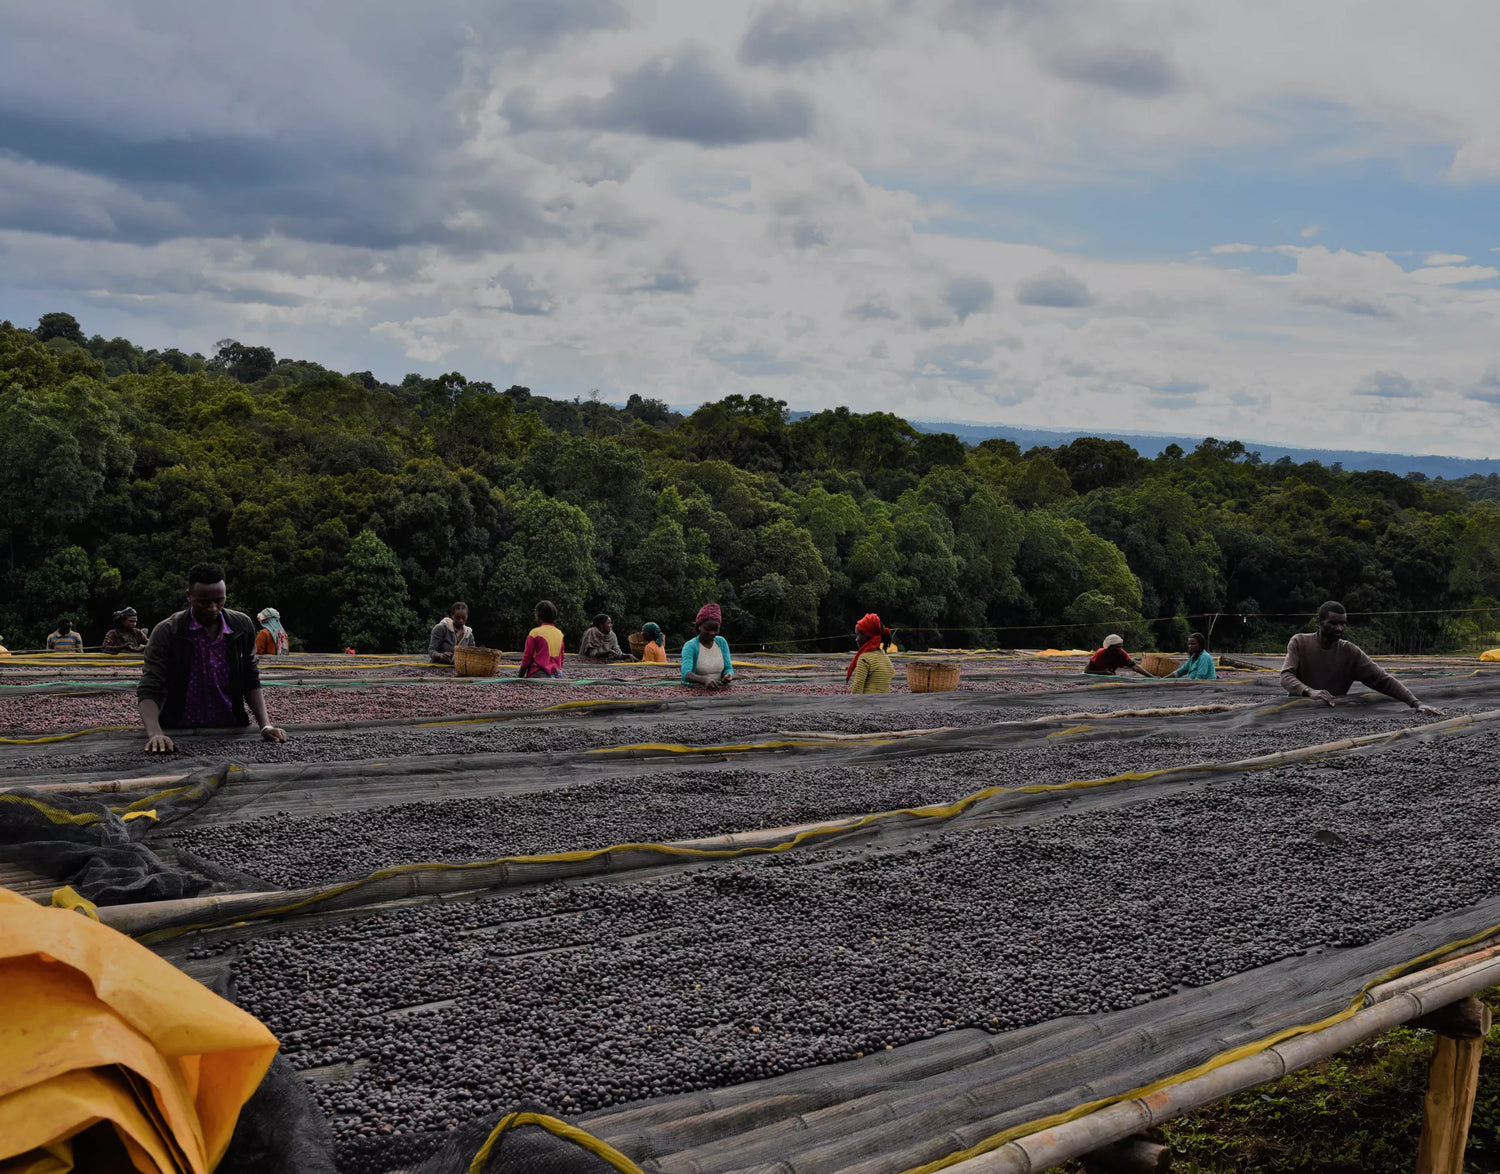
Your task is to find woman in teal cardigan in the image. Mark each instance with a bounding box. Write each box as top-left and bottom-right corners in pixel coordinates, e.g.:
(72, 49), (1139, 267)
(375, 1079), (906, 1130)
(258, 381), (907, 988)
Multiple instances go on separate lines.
(1172, 632), (1217, 680)
(681, 602), (734, 689)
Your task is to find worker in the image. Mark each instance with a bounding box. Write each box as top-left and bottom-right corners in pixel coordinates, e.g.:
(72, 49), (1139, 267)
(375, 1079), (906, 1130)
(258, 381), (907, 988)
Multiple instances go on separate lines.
(519, 600), (566, 678)
(681, 602), (733, 689)
(847, 612), (896, 694)
(47, 619), (83, 652)
(1171, 632), (1217, 680)
(1084, 633), (1152, 677)
(579, 613), (630, 660)
(639, 621), (668, 663)
(255, 607), (291, 656)
(0, 633), (8, 656)
(1282, 601), (1441, 715)
(429, 601), (475, 664)
(101, 607), (148, 654)
(137, 562), (287, 753)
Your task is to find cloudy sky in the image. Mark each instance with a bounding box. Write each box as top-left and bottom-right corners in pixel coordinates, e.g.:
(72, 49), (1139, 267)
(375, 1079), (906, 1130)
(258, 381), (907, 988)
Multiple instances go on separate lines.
(3, 1), (1499, 455)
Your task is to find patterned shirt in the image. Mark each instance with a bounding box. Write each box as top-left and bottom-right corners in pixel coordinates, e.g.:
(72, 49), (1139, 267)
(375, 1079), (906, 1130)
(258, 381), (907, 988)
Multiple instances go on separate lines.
(181, 614), (236, 727)
(47, 630), (83, 652)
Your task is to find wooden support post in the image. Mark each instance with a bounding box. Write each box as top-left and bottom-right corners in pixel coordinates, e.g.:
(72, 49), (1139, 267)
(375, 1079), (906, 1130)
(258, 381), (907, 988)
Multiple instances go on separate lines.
(1415, 996), (1491, 1174)
(1083, 1133), (1172, 1174)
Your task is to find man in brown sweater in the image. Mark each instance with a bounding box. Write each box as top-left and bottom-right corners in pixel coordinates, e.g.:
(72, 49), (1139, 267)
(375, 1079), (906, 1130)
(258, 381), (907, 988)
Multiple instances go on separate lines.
(1281, 601), (1441, 715)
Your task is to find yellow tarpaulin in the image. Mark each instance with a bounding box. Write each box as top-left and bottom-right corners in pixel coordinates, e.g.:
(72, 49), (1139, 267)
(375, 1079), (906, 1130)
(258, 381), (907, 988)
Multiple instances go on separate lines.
(1481, 648), (1500, 662)
(0, 887), (278, 1174)
(1030, 648), (1093, 657)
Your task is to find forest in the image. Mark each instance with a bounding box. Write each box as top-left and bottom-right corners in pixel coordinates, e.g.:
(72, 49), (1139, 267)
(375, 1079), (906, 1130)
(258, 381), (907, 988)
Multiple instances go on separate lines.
(3, 311), (1498, 654)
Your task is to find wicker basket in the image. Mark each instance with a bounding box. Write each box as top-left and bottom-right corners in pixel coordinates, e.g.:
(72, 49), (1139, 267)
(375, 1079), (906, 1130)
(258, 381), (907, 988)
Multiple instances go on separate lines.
(454, 645), (502, 677)
(906, 661), (961, 693)
(1140, 652), (1180, 678)
(628, 632), (647, 657)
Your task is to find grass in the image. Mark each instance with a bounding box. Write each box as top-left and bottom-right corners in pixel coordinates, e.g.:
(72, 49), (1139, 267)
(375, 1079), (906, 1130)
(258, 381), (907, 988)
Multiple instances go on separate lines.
(1059, 988), (1500, 1174)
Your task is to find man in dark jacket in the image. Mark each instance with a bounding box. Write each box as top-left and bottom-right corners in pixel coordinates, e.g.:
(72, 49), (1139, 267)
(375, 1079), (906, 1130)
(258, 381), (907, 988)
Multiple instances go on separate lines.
(138, 562), (288, 753)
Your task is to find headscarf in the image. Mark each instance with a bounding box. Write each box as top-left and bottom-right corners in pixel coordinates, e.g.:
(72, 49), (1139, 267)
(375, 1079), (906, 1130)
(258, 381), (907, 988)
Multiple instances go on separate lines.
(112, 606), (137, 626)
(1103, 633), (1124, 647)
(257, 608), (290, 655)
(694, 603), (722, 629)
(846, 612), (893, 683)
(641, 622), (663, 644)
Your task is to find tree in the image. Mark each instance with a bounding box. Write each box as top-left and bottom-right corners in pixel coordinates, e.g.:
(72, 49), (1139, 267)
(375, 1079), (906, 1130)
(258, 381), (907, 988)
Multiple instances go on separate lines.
(209, 339), (277, 384)
(336, 531), (418, 652)
(35, 312), (85, 346)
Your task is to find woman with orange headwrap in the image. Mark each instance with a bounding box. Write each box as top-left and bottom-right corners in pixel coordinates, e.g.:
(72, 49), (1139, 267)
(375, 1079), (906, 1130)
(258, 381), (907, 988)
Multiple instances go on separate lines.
(847, 612), (895, 694)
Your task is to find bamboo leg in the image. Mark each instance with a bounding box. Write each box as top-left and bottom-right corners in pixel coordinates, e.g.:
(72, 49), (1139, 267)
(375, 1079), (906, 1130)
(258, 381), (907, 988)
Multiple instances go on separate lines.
(1415, 997), (1490, 1174)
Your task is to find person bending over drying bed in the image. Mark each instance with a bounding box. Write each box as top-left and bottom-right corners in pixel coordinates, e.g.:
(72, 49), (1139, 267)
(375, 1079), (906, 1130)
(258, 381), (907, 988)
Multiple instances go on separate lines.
(639, 622), (668, 664)
(847, 612), (896, 694)
(681, 603), (733, 690)
(101, 607), (148, 654)
(1282, 601), (1441, 716)
(137, 562), (286, 753)
(255, 607), (291, 656)
(519, 600), (566, 678)
(579, 613), (630, 661)
(1171, 632), (1217, 680)
(429, 601), (476, 664)
(1084, 633), (1152, 677)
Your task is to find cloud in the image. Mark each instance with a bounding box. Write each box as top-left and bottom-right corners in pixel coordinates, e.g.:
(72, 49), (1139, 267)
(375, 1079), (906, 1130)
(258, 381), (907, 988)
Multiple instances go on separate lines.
(1210, 243), (1258, 254)
(485, 268), (554, 316)
(1154, 378), (1205, 396)
(739, 5), (872, 67)
(1043, 45), (1179, 97)
(849, 299), (899, 320)
(631, 268), (698, 294)
(1407, 264), (1500, 285)
(1426, 253), (1469, 265)
(1467, 370), (1500, 406)
(945, 275), (995, 321)
(559, 49), (815, 145)
(1352, 371), (1423, 399)
(1016, 268), (1095, 308)
(915, 341), (1000, 383)
(1300, 225), (1321, 238)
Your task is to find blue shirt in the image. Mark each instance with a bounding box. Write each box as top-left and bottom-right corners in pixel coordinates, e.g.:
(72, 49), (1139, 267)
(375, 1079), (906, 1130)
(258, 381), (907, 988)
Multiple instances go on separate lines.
(1172, 650), (1217, 680)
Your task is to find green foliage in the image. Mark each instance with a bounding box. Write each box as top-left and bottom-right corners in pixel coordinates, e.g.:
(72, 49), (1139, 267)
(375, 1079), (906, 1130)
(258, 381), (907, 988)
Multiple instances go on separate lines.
(3, 313), (1499, 653)
(335, 531), (418, 653)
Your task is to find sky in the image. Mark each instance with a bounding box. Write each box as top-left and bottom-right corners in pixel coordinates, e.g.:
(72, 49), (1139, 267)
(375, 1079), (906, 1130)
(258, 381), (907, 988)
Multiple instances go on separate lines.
(2, 1), (1499, 456)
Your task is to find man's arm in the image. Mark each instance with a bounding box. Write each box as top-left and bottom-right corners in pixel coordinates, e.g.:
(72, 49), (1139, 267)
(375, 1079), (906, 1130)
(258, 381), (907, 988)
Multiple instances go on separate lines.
(138, 622), (174, 751)
(1351, 647), (1421, 708)
(245, 686), (286, 741)
(1280, 638), (1313, 697)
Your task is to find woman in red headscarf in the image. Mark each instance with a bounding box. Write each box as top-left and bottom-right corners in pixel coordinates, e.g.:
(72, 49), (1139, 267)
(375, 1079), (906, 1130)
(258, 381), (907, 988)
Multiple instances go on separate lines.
(681, 602), (734, 689)
(847, 613), (895, 694)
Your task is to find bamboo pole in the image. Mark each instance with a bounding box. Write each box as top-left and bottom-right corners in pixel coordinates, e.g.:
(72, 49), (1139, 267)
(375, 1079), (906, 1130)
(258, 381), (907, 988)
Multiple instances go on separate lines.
(935, 948), (1500, 1174)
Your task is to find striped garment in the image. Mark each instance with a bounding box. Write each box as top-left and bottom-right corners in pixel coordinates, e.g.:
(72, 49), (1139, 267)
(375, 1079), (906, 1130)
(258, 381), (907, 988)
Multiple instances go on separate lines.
(46, 630), (83, 652)
(850, 648), (895, 694)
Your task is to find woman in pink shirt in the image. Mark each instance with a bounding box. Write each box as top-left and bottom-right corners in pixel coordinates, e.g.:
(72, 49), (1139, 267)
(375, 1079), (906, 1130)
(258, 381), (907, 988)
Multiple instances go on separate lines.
(518, 600), (566, 678)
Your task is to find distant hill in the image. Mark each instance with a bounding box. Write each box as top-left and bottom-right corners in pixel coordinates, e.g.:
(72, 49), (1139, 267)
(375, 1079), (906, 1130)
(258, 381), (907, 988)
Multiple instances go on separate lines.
(907, 420), (1500, 480)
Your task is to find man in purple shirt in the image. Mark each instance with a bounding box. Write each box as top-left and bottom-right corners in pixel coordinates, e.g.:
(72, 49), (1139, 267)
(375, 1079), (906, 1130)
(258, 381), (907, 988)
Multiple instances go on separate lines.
(137, 562), (288, 753)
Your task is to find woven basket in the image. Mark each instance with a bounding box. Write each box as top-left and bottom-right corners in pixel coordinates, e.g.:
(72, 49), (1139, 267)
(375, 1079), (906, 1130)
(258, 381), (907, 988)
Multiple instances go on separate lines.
(454, 645), (502, 677)
(906, 661), (961, 693)
(1140, 652), (1180, 678)
(628, 632), (647, 657)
